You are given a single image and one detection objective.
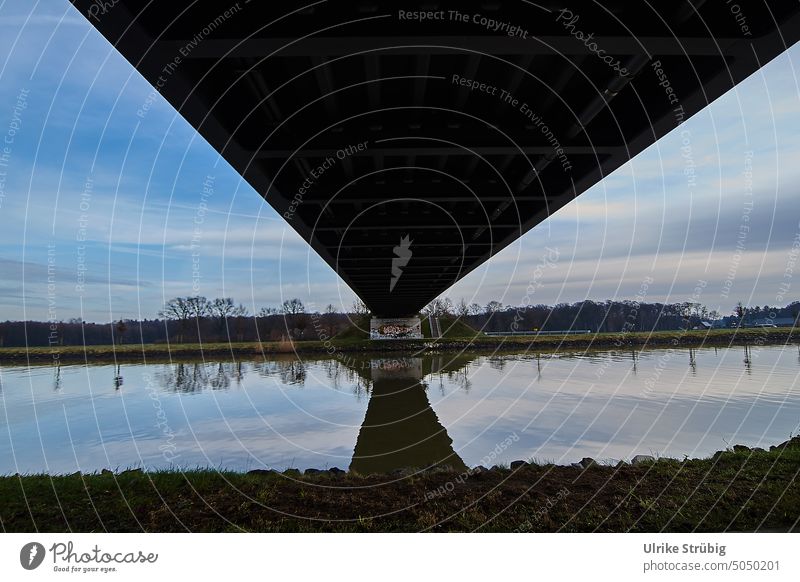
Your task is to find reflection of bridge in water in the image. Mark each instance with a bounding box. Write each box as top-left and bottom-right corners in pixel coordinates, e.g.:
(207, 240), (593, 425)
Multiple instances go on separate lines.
(346, 356), (470, 474)
(142, 353), (477, 473)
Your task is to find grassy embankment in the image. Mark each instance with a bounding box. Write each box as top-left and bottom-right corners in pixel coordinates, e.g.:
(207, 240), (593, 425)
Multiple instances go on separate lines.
(1, 439), (798, 532)
(0, 323), (796, 363)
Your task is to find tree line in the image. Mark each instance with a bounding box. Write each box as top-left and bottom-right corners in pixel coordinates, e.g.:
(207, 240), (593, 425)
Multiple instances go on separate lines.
(0, 295), (796, 347)
(0, 296), (351, 347)
(428, 298), (800, 334)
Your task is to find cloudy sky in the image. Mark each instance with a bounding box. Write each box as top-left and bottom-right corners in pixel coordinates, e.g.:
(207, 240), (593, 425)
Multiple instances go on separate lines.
(0, 1), (798, 322)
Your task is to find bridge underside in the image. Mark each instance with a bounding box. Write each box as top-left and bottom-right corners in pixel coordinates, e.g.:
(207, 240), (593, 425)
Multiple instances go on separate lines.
(72, 1), (800, 316)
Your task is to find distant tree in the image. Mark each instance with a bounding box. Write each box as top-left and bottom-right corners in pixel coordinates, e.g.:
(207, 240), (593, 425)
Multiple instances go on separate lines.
(469, 303), (482, 316)
(485, 300), (503, 313)
(160, 297), (190, 321)
(423, 298), (441, 317)
(351, 299), (370, 316)
(186, 296), (210, 319)
(210, 298), (248, 339)
(456, 298), (470, 318)
(323, 304), (339, 336)
(423, 297), (455, 318)
(258, 306), (278, 317)
(281, 298), (307, 339)
(735, 301), (747, 326)
(282, 298), (305, 315)
(440, 297), (454, 316)
(159, 297), (193, 342)
(210, 297), (237, 323)
(115, 320), (128, 345)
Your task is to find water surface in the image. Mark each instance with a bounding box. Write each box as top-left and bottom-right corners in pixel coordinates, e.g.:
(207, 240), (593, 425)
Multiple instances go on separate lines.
(1, 345), (799, 474)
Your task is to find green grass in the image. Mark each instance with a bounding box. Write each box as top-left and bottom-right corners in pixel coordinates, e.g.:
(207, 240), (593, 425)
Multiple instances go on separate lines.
(1, 440), (798, 532)
(0, 326), (796, 364)
(437, 316), (482, 338)
(332, 316), (370, 340)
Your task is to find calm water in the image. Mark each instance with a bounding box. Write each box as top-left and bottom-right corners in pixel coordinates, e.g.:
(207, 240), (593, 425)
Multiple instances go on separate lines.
(1, 345), (799, 474)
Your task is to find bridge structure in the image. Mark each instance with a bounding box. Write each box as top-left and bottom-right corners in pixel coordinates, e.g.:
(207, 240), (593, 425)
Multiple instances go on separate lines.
(72, 1), (800, 330)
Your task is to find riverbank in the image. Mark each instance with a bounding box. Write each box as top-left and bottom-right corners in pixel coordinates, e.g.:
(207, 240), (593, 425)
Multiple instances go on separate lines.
(0, 327), (797, 363)
(2, 438), (798, 532)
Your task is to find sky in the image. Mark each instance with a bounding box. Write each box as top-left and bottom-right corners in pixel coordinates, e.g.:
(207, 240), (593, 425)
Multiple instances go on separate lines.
(0, 1), (798, 323)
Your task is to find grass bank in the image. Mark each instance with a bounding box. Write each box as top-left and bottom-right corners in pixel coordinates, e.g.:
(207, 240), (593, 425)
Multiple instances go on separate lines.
(0, 326), (796, 364)
(1, 439), (798, 532)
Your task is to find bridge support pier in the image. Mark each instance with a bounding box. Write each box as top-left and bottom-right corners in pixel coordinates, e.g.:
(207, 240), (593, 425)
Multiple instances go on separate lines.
(369, 316), (422, 340)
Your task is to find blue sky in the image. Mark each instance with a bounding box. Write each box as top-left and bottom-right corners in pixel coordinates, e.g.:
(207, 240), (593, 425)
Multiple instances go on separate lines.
(0, 1), (798, 322)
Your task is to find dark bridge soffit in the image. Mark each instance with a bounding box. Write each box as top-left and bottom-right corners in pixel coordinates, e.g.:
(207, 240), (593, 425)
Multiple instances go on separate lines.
(69, 1), (800, 317)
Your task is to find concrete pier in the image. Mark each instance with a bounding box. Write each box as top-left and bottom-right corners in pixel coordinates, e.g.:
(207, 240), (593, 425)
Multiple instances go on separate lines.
(369, 317), (422, 340)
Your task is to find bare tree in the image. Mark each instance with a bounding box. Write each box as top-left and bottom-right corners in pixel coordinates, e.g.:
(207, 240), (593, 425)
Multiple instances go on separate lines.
(159, 297), (191, 321)
(282, 298), (305, 315)
(281, 298), (307, 339)
(185, 296), (210, 319)
(210, 298), (248, 339)
(440, 297), (454, 316)
(423, 297), (451, 317)
(159, 297), (193, 342)
(115, 320), (128, 345)
(258, 306), (278, 317)
(324, 304), (338, 336)
(210, 297), (237, 322)
(351, 299), (370, 316)
(485, 300), (503, 313)
(735, 301), (747, 327)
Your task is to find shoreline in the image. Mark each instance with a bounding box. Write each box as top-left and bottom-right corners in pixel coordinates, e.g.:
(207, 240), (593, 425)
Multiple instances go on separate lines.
(0, 327), (797, 364)
(2, 436), (798, 532)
